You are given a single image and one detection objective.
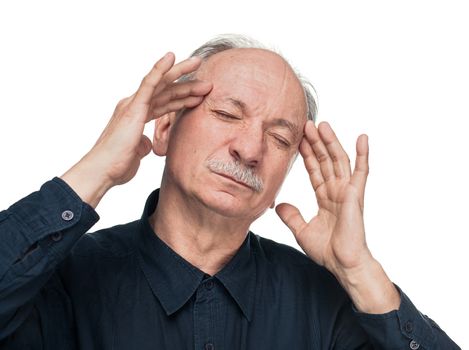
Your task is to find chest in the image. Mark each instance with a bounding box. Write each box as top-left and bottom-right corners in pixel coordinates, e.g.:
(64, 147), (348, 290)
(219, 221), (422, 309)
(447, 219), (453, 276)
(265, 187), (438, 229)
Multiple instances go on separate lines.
(72, 278), (322, 350)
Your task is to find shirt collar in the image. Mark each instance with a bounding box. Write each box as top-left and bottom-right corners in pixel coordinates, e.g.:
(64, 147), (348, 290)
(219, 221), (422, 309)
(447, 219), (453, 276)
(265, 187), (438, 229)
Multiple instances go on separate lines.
(136, 188), (257, 322)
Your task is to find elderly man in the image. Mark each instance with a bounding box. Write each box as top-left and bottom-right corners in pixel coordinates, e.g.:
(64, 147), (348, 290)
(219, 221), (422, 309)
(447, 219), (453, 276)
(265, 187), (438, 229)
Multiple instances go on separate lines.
(0, 36), (460, 349)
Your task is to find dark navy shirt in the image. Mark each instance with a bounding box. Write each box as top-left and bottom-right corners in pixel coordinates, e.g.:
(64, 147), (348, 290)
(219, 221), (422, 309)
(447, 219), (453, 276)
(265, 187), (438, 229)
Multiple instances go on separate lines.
(0, 178), (460, 349)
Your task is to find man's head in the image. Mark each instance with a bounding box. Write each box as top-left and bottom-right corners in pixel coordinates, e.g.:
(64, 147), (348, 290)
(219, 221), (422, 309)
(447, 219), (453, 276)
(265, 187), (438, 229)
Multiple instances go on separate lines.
(153, 35), (317, 222)
(179, 35), (318, 123)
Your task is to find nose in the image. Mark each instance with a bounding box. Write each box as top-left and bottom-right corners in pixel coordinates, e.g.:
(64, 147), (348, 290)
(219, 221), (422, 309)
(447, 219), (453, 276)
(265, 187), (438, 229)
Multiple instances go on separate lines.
(228, 125), (264, 167)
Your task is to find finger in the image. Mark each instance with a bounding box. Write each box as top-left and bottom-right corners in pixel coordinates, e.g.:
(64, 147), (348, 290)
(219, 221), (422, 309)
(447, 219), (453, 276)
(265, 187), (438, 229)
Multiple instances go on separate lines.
(275, 203), (307, 237)
(150, 80), (212, 108)
(149, 95), (205, 121)
(350, 134), (369, 205)
(300, 137), (326, 196)
(134, 52), (176, 105)
(152, 56), (203, 96)
(304, 120), (336, 181)
(317, 122), (352, 179)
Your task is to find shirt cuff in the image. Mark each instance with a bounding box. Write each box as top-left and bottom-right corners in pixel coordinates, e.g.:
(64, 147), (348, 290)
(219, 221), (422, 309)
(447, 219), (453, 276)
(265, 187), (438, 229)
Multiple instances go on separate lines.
(8, 177), (99, 244)
(1, 176), (100, 287)
(352, 284), (436, 349)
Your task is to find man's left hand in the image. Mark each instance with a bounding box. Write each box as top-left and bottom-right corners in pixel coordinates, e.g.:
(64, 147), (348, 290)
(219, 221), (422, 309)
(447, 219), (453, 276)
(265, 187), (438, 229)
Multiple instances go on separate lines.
(276, 120), (400, 314)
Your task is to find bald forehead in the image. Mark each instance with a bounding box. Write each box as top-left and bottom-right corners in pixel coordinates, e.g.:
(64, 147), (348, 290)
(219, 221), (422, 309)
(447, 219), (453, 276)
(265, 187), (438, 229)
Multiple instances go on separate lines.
(196, 48), (296, 83)
(205, 48), (287, 67)
(195, 48), (307, 123)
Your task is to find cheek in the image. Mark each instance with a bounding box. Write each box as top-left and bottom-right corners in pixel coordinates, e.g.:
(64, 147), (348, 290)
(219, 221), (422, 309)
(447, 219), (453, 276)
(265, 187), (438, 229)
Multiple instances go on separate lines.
(261, 153), (294, 187)
(167, 114), (224, 162)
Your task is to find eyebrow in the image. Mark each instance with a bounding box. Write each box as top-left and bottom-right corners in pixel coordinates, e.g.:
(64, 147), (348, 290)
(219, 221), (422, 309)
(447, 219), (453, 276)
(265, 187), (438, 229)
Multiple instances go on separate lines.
(225, 97), (247, 113)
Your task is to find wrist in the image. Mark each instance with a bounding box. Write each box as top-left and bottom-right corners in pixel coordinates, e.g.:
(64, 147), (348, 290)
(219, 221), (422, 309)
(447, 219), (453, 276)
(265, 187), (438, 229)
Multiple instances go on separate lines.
(335, 257), (401, 314)
(60, 155), (114, 208)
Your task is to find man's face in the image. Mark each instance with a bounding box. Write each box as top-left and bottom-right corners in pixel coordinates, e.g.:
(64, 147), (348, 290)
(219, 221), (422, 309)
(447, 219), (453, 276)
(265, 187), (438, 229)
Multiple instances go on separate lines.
(162, 48), (307, 221)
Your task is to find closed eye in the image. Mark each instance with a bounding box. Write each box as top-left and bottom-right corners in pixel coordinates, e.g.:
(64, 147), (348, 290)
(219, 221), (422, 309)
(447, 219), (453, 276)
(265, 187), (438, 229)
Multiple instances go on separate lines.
(213, 110), (241, 120)
(273, 136), (290, 147)
(268, 132), (291, 148)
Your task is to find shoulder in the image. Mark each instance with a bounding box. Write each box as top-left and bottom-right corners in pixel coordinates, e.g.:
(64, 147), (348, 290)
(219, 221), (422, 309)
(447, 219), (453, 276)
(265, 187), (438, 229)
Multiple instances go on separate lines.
(251, 233), (346, 295)
(69, 219), (141, 259)
(251, 233), (315, 268)
(58, 220), (141, 293)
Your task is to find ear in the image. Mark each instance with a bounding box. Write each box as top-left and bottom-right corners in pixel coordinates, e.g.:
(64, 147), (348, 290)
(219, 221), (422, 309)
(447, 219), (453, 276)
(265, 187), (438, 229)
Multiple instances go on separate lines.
(153, 112), (176, 156)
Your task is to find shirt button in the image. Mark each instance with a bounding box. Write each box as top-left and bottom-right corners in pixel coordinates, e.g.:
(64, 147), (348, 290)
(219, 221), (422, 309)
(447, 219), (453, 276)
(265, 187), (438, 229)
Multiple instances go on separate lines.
(409, 340), (420, 349)
(404, 321), (414, 333)
(51, 232), (63, 242)
(61, 210), (74, 221)
(205, 280), (214, 290)
(205, 343), (214, 350)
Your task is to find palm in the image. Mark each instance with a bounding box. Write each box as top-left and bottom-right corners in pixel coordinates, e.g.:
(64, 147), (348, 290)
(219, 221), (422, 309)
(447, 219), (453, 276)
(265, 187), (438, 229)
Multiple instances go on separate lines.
(86, 53), (211, 187)
(276, 121), (370, 274)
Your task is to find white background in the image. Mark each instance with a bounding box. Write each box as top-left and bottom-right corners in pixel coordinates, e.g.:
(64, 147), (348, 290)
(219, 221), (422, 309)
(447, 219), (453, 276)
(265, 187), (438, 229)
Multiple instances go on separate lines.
(1, 0), (467, 347)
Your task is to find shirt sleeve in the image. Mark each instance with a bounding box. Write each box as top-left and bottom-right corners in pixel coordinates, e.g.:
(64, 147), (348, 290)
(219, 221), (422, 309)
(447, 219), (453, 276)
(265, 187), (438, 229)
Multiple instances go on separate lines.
(0, 177), (99, 340)
(353, 284), (461, 349)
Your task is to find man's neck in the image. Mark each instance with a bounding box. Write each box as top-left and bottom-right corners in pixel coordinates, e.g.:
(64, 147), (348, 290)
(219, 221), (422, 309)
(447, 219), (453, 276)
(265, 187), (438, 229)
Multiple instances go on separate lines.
(148, 183), (251, 276)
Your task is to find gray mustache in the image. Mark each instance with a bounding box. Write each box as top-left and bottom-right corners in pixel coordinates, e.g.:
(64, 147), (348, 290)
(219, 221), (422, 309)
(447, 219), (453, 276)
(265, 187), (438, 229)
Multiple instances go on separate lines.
(206, 159), (264, 193)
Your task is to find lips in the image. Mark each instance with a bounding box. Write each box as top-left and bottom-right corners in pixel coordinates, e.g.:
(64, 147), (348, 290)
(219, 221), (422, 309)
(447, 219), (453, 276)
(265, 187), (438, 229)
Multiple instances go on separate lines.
(213, 171), (253, 190)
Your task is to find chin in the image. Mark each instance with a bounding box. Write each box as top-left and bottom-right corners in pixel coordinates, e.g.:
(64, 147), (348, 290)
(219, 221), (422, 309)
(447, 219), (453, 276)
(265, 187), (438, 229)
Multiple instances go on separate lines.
(197, 188), (263, 219)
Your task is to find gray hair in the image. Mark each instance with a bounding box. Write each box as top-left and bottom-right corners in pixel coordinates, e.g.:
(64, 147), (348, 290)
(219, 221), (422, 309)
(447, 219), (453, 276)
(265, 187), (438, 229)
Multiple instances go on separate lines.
(179, 34), (318, 122)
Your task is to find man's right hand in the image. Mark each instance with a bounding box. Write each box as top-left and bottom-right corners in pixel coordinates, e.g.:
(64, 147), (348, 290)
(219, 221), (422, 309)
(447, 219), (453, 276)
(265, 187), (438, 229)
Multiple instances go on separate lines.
(60, 53), (212, 208)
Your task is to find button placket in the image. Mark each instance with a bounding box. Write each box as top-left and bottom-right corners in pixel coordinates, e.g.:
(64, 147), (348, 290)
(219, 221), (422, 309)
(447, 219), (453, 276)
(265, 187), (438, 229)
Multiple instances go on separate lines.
(194, 278), (217, 350)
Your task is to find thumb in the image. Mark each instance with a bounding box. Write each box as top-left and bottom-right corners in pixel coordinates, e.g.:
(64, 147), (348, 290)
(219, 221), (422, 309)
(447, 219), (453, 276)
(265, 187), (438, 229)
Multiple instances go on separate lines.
(275, 203), (307, 237)
(136, 135), (153, 159)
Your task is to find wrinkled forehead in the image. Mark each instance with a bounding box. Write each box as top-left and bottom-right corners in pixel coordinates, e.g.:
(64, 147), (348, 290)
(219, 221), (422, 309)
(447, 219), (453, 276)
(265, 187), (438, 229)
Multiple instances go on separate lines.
(195, 48), (308, 126)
